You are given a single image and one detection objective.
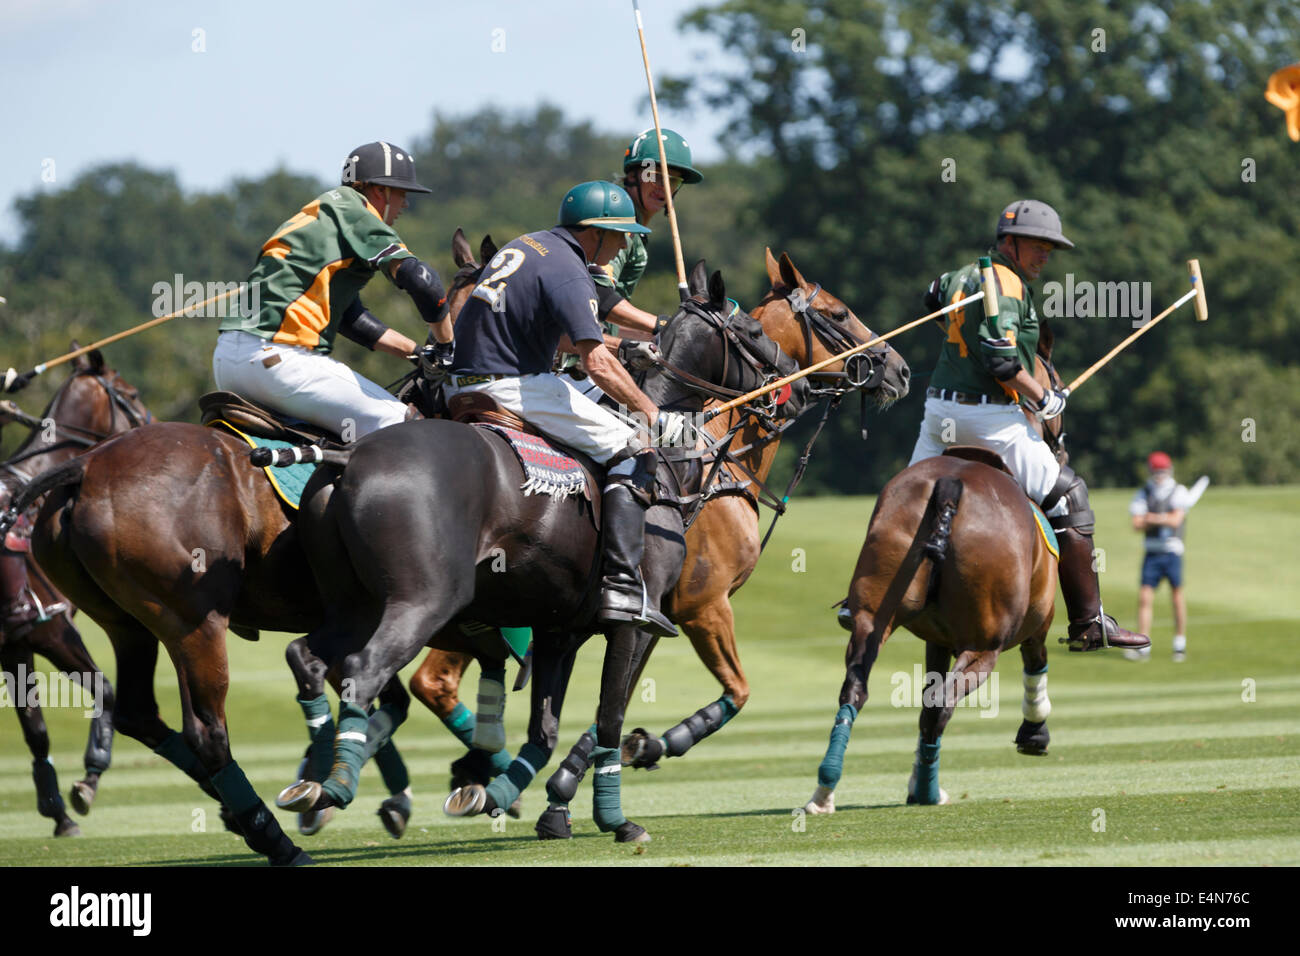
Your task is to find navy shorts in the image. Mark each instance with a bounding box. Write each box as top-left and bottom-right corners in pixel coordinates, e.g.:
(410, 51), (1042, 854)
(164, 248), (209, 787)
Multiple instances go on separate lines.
(1141, 552), (1183, 588)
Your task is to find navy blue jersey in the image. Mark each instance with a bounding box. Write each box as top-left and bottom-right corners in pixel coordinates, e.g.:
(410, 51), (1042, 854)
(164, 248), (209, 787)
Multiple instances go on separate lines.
(452, 228), (604, 376)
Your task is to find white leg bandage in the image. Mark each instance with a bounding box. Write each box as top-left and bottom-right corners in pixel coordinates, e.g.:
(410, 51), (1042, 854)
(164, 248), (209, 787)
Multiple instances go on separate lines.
(472, 677), (507, 753)
(1022, 669), (1051, 723)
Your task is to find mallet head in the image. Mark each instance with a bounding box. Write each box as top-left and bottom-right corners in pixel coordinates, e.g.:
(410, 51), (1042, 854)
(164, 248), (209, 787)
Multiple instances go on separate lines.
(1187, 258), (1208, 321)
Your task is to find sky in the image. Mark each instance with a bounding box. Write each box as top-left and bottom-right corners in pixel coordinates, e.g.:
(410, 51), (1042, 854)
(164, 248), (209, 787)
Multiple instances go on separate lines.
(0, 0), (736, 244)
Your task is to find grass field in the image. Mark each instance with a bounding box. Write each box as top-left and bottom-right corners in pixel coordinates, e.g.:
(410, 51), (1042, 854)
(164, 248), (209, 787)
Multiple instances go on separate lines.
(1, 486), (1297, 866)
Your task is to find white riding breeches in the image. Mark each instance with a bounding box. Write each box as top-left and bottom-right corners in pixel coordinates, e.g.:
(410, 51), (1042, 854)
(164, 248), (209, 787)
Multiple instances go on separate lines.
(443, 373), (640, 464)
(909, 396), (1067, 516)
(213, 330), (408, 439)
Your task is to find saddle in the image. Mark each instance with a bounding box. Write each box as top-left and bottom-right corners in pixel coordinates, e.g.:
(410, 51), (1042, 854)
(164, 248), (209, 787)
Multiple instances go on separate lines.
(198, 391), (339, 445)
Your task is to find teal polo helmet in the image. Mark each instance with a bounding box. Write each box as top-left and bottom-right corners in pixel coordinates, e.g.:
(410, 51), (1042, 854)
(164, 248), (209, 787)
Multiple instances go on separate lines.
(622, 127), (704, 184)
(557, 181), (651, 234)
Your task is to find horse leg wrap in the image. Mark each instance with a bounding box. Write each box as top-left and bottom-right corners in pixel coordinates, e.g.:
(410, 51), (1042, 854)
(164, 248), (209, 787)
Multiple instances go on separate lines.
(661, 696), (739, 758)
(591, 746), (627, 832)
(33, 758), (67, 818)
(817, 703), (858, 790)
(545, 729), (596, 805)
(485, 742), (548, 815)
(441, 701), (476, 747)
(362, 702), (404, 761)
(472, 668), (507, 753)
(1021, 666), (1050, 723)
(374, 740), (410, 795)
(910, 738), (942, 805)
(298, 694), (335, 782)
(214, 761), (309, 864)
(83, 711), (113, 776)
(321, 702), (368, 807)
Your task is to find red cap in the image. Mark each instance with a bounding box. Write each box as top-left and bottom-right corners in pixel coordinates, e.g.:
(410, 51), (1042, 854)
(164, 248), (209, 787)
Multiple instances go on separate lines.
(1148, 451), (1172, 471)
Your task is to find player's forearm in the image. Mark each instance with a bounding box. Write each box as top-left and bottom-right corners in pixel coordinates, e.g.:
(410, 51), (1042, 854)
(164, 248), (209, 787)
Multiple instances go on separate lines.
(605, 298), (657, 338)
(375, 328), (418, 357)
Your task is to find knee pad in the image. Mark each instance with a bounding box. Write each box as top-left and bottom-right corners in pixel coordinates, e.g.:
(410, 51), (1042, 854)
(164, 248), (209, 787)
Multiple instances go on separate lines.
(1046, 468), (1095, 535)
(607, 448), (657, 500)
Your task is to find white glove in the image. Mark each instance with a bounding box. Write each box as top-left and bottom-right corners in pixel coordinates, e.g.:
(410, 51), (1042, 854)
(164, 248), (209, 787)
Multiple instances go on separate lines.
(619, 340), (662, 372)
(655, 410), (699, 448)
(1036, 388), (1068, 421)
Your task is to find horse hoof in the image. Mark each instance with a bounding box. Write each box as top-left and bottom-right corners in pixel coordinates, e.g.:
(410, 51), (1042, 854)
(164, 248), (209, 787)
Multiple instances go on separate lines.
(614, 821), (649, 843)
(444, 785), (487, 817)
(378, 793), (411, 839)
(69, 780), (96, 816)
(804, 786), (835, 814)
(298, 806), (334, 836)
(620, 728), (664, 769)
(277, 780), (321, 812)
(1015, 720), (1050, 756)
(535, 805), (572, 840)
(272, 848), (315, 867)
(54, 818), (82, 838)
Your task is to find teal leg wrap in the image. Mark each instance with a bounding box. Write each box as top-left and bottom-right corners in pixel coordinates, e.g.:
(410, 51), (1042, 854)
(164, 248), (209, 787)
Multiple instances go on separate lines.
(484, 742), (547, 812)
(441, 702), (475, 748)
(321, 702), (368, 807)
(362, 703), (403, 761)
(153, 731), (203, 776)
(718, 694), (740, 725)
(817, 703), (858, 789)
(913, 737), (941, 804)
(210, 762), (261, 815)
(591, 746), (626, 832)
(298, 694), (335, 782)
(374, 742), (409, 795)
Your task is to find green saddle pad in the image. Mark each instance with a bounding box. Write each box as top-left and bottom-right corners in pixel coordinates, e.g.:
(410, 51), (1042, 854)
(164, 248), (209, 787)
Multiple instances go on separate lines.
(209, 420), (317, 510)
(1028, 501), (1059, 559)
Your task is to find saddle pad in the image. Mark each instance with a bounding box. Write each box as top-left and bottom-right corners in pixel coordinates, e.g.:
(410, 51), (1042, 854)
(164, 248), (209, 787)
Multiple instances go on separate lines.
(209, 420), (316, 510)
(1028, 501), (1060, 560)
(477, 424), (587, 500)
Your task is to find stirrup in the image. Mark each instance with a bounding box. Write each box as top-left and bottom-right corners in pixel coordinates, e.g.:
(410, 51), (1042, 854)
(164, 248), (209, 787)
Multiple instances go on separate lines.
(599, 579), (676, 638)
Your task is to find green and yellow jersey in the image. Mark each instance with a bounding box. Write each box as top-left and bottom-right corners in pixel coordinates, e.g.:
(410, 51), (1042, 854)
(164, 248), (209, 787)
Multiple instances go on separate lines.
(929, 249), (1040, 401)
(219, 187), (413, 352)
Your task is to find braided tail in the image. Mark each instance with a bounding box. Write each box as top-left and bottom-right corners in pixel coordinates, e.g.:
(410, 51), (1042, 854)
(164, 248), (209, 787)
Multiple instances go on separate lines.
(0, 459), (87, 536)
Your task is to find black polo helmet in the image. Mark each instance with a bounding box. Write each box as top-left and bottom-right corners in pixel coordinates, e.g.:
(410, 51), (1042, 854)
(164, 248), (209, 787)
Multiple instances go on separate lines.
(342, 142), (432, 194)
(996, 199), (1074, 249)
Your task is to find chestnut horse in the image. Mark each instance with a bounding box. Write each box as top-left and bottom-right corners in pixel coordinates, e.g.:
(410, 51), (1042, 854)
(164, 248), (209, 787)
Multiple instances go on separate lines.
(402, 250), (912, 838)
(806, 336), (1067, 811)
(0, 353), (149, 836)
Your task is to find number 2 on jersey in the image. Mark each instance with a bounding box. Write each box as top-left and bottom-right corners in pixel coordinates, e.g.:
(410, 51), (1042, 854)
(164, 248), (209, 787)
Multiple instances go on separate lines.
(471, 248), (526, 311)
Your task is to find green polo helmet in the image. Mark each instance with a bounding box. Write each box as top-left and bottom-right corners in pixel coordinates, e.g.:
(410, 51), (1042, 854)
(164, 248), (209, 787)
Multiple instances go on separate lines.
(623, 128), (704, 184)
(996, 199), (1074, 249)
(557, 181), (651, 234)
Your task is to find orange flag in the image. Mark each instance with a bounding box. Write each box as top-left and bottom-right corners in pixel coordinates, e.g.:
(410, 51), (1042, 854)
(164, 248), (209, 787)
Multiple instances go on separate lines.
(1265, 64), (1300, 141)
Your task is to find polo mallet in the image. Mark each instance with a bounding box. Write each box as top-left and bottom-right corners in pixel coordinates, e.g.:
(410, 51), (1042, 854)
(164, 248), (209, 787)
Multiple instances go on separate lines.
(1062, 259), (1208, 396)
(632, 0), (689, 301)
(3, 285), (245, 393)
(701, 291), (983, 423)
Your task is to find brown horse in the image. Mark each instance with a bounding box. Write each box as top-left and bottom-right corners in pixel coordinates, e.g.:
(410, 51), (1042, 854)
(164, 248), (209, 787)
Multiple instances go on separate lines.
(402, 249), (912, 837)
(806, 338), (1066, 811)
(0, 352), (149, 835)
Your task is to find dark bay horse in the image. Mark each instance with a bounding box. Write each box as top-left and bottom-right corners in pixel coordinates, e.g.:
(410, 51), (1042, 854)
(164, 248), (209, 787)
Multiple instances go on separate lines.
(408, 250), (912, 838)
(276, 267), (802, 843)
(0, 352), (149, 835)
(807, 337), (1066, 811)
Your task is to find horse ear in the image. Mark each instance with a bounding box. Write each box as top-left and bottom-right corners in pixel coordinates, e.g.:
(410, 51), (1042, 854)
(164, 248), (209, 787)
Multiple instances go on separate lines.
(452, 228), (474, 268)
(708, 270), (727, 308)
(88, 349), (105, 371)
(480, 235), (499, 263)
(70, 341), (88, 371)
(765, 247), (782, 287)
(688, 259), (708, 296)
(778, 252), (807, 293)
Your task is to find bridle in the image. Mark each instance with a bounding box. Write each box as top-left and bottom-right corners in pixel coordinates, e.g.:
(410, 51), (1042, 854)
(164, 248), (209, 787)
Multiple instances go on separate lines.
(774, 283), (890, 396)
(1, 371), (151, 483)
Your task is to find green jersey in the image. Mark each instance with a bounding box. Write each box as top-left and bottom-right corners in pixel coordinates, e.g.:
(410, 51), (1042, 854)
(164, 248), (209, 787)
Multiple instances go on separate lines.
(929, 249), (1039, 401)
(219, 187), (413, 353)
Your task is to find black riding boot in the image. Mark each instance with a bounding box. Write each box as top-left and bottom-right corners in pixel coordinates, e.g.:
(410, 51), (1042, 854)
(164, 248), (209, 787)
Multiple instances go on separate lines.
(1057, 527), (1149, 651)
(598, 479), (676, 639)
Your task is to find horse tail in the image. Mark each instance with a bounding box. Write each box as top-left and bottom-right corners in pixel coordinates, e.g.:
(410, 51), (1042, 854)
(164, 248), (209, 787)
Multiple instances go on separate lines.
(918, 475), (963, 606)
(0, 458), (88, 535)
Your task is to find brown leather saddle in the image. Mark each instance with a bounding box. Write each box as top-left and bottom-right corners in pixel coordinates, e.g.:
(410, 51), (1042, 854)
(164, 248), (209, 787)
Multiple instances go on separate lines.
(199, 391), (339, 445)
